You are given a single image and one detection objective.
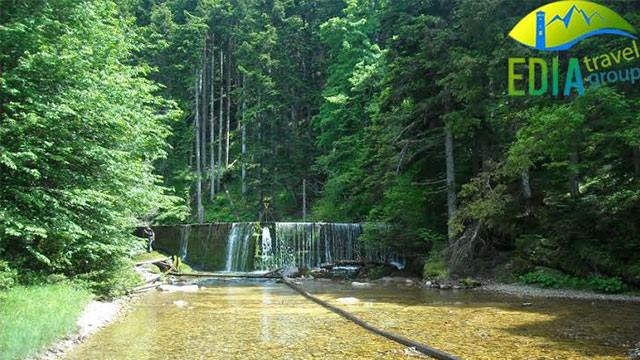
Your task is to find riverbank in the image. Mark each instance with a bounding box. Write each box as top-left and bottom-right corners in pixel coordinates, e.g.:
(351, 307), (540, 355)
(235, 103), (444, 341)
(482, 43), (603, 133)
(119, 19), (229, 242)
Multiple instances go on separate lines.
(31, 296), (131, 360)
(479, 282), (640, 303)
(0, 284), (91, 360)
(1, 253), (166, 360)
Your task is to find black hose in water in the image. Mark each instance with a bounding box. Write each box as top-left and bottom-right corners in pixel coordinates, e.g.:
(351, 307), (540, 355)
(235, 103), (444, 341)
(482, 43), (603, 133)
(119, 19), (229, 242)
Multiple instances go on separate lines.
(282, 277), (462, 360)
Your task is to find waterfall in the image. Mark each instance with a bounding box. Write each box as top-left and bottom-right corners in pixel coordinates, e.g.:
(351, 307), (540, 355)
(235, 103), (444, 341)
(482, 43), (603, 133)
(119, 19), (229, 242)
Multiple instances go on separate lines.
(157, 222), (401, 272)
(224, 223), (254, 271)
(272, 223), (366, 269)
(179, 225), (190, 260)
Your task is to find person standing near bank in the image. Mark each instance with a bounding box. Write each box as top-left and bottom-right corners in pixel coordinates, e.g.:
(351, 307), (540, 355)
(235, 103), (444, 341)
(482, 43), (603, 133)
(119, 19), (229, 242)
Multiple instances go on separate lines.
(143, 226), (155, 253)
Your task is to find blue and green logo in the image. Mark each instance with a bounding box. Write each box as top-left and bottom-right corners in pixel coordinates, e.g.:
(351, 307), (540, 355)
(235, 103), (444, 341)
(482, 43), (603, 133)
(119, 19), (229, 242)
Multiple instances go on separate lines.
(508, 1), (640, 96)
(509, 1), (636, 51)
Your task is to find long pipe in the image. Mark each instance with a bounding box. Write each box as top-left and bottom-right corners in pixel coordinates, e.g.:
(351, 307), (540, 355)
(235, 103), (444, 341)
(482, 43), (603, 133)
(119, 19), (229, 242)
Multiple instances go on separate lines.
(282, 277), (462, 360)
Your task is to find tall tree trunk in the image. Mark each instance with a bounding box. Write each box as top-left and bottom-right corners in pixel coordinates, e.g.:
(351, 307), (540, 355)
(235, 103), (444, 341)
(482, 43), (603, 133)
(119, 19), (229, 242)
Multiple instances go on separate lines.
(569, 133), (580, 199)
(225, 41), (231, 167)
(445, 124), (457, 243)
(217, 47), (224, 191)
(209, 33), (216, 200)
(194, 71), (204, 223)
(302, 178), (306, 221)
(201, 38), (208, 183)
(241, 74), (247, 197)
(521, 168), (532, 199)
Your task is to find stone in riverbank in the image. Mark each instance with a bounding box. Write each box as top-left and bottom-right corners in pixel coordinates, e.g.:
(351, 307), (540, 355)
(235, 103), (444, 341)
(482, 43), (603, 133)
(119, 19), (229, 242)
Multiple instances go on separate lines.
(629, 342), (640, 360)
(351, 281), (372, 288)
(422, 277), (482, 290)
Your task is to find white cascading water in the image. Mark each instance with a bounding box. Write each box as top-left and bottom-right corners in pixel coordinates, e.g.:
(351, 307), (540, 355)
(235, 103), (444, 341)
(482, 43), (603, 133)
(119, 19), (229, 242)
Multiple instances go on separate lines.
(179, 224), (190, 260)
(224, 223), (254, 272)
(261, 227), (273, 263)
(270, 222), (401, 269)
(220, 222), (402, 272)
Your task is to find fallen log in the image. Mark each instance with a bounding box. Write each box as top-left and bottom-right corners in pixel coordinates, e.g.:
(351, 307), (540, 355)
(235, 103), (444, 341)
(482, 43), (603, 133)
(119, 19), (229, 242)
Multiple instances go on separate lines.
(167, 271), (280, 279)
(129, 283), (160, 293)
(282, 276), (461, 360)
(134, 257), (171, 267)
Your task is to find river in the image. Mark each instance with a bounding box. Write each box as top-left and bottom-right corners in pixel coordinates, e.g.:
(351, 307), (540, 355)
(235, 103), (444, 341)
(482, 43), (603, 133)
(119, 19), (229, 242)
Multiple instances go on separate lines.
(64, 278), (640, 359)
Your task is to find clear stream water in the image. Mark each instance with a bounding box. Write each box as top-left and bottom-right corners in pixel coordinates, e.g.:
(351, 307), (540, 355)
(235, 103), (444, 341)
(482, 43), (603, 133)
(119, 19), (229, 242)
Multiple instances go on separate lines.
(64, 278), (640, 360)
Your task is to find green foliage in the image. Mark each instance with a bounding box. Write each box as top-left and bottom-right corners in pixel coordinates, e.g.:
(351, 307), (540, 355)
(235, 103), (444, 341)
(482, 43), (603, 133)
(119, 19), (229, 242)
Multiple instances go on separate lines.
(3, 0), (639, 293)
(423, 250), (449, 280)
(0, 283), (91, 360)
(0, 0), (185, 294)
(0, 261), (18, 291)
(520, 268), (627, 294)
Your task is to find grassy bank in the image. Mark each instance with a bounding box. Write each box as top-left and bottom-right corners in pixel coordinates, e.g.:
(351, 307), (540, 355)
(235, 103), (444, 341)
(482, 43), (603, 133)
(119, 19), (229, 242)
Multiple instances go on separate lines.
(0, 283), (91, 360)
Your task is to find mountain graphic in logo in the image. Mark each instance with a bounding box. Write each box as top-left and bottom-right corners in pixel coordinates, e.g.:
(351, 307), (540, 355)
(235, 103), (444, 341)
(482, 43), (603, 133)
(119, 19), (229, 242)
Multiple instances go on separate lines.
(509, 1), (636, 51)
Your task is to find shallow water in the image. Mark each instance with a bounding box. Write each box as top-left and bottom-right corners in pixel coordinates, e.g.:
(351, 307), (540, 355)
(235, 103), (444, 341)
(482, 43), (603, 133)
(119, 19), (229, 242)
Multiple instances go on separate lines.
(65, 278), (640, 360)
(304, 279), (640, 360)
(65, 279), (415, 359)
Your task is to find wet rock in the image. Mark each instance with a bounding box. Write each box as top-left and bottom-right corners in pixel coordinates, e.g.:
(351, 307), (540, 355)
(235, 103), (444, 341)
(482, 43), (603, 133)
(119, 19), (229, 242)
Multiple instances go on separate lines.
(283, 267), (300, 277)
(330, 265), (361, 279)
(402, 347), (425, 357)
(439, 284), (452, 290)
(375, 276), (419, 284)
(459, 278), (482, 288)
(630, 342), (640, 360)
(158, 284), (199, 293)
(521, 302), (533, 307)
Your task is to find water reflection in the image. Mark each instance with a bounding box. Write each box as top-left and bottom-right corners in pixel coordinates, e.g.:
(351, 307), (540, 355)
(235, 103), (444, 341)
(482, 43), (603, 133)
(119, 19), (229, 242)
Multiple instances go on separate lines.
(65, 279), (415, 359)
(65, 279), (640, 360)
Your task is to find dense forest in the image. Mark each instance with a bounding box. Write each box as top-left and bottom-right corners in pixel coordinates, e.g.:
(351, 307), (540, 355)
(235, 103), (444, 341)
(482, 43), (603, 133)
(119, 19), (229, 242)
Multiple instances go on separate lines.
(1, 0), (639, 295)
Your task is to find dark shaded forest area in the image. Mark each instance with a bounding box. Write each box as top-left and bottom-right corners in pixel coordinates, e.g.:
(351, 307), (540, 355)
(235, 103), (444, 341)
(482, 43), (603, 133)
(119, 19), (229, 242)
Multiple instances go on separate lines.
(1, 0), (639, 295)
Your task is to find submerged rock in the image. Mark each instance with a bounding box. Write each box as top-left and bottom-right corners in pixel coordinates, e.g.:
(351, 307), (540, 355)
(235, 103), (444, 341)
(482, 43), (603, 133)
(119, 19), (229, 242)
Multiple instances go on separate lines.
(336, 297), (360, 305)
(158, 284), (199, 293)
(173, 300), (188, 308)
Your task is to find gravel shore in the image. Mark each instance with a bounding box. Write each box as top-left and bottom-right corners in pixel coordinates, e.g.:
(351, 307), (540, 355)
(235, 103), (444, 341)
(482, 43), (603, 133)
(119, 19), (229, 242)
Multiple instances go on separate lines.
(32, 296), (133, 360)
(480, 283), (640, 302)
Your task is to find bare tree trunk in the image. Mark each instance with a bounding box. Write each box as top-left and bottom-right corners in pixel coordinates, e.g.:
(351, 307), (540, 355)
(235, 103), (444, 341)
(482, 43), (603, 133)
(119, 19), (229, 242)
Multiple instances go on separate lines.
(445, 124), (457, 242)
(569, 135), (580, 199)
(194, 71), (204, 223)
(302, 178), (306, 221)
(225, 41), (231, 167)
(217, 47), (224, 191)
(201, 38), (208, 184)
(241, 74), (247, 197)
(521, 168), (532, 199)
(209, 33), (216, 201)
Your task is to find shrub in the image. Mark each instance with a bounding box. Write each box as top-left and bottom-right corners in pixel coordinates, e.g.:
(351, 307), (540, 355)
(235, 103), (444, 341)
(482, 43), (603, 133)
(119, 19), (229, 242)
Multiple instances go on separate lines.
(519, 268), (627, 294)
(0, 261), (18, 290)
(423, 251), (449, 280)
(586, 276), (626, 294)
